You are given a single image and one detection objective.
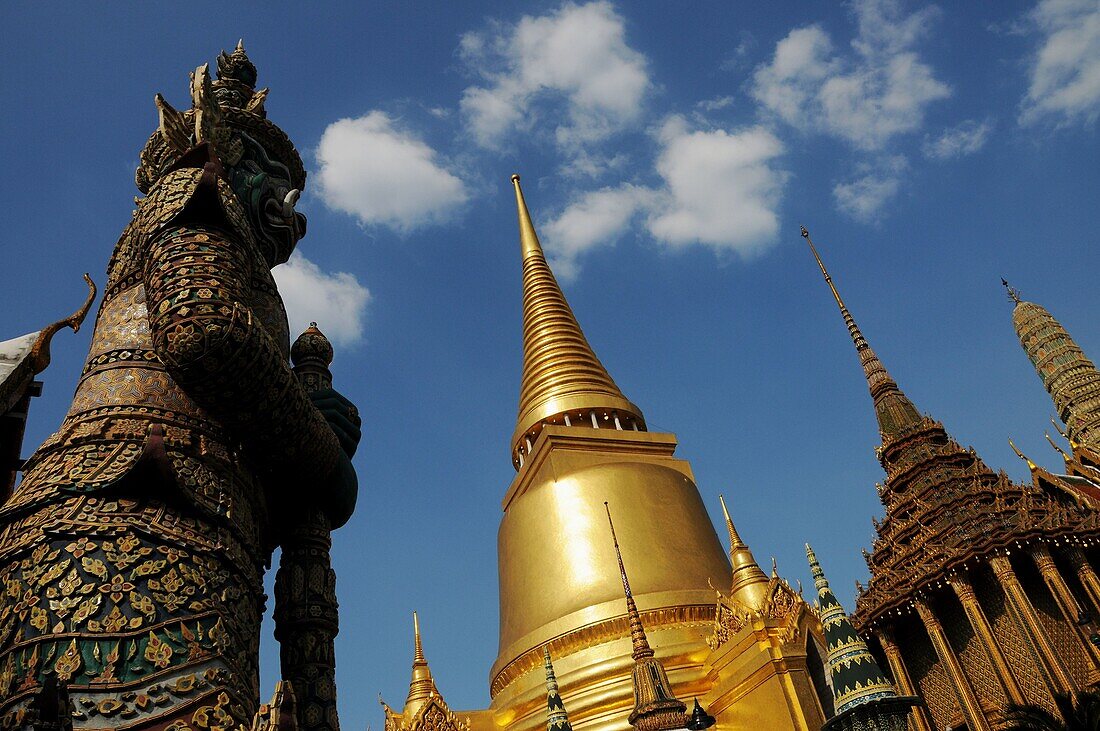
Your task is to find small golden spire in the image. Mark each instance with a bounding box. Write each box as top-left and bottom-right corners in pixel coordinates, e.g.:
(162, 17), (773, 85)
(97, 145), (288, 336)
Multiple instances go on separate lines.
(604, 502), (654, 660)
(403, 611), (438, 717)
(801, 226), (922, 439)
(1001, 278), (1022, 305)
(718, 495), (770, 609)
(510, 175), (645, 467)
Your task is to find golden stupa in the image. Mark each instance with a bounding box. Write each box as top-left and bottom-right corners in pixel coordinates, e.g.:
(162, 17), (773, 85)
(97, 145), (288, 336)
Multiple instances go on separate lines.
(381, 176), (833, 731)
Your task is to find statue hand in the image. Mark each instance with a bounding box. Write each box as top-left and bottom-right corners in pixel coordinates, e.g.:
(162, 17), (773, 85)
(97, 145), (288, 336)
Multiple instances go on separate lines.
(308, 388), (361, 458)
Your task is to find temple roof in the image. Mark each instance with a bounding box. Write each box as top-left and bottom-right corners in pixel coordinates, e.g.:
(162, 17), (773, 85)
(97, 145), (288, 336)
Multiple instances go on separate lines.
(798, 230), (1100, 626)
(0, 332), (40, 416)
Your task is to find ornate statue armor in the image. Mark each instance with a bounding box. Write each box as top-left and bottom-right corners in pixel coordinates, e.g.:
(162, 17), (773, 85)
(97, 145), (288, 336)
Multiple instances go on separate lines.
(0, 44), (359, 730)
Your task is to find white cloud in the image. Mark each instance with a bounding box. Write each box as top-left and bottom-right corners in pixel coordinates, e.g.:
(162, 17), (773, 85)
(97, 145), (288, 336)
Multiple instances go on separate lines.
(833, 156), (909, 221)
(542, 116), (788, 276)
(314, 112), (469, 232)
(751, 0), (950, 150)
(1020, 0), (1100, 126)
(273, 252), (372, 347)
(696, 96), (736, 112)
(750, 26), (837, 130)
(647, 117), (786, 251)
(459, 1), (650, 155)
(922, 119), (993, 160)
(542, 184), (655, 279)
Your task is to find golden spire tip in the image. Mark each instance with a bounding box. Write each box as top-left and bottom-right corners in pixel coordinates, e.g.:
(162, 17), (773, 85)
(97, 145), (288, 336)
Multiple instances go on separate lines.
(413, 611), (425, 663)
(511, 173), (520, 183)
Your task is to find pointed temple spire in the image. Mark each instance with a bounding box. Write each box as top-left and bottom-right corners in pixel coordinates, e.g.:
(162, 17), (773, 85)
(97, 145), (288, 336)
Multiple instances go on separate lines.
(605, 502), (655, 661)
(543, 648), (574, 731)
(805, 544), (898, 715)
(718, 495), (771, 608)
(605, 503), (688, 731)
(510, 175), (645, 468)
(801, 226), (922, 439)
(1008, 285), (1100, 461)
(403, 611), (439, 717)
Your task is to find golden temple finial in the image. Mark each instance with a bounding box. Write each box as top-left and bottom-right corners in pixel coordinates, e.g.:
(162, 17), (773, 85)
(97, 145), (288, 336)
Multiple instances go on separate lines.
(718, 495), (770, 609)
(604, 502), (654, 660)
(1008, 438), (1038, 472)
(403, 611), (439, 717)
(1001, 278), (1022, 305)
(801, 226), (922, 439)
(510, 174), (645, 468)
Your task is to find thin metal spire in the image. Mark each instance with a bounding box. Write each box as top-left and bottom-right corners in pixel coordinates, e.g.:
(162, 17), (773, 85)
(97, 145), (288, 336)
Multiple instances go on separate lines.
(801, 225), (922, 439)
(604, 502), (654, 660)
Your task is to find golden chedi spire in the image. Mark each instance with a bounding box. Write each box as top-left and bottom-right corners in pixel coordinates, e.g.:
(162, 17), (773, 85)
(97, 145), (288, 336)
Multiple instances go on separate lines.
(510, 174), (645, 468)
(1006, 279), (1100, 462)
(605, 503), (688, 731)
(718, 495), (770, 609)
(403, 611), (439, 718)
(490, 174), (735, 731)
(801, 226), (922, 439)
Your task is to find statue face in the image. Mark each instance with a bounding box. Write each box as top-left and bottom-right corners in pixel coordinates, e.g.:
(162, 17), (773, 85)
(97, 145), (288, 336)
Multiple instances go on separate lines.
(228, 132), (307, 267)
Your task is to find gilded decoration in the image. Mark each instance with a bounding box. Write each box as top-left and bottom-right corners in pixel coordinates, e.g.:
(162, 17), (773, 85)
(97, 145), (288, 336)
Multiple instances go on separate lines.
(708, 570), (805, 650)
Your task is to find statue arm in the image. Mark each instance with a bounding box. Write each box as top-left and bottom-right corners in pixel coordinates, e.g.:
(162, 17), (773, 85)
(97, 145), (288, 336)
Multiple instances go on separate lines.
(144, 220), (342, 488)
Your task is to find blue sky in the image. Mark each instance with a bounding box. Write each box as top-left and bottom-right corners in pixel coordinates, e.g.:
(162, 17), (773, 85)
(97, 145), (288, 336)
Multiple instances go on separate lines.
(1, 1), (1098, 728)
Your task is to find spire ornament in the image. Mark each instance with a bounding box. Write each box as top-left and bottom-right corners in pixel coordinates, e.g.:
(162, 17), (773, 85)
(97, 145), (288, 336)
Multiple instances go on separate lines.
(403, 612), (440, 718)
(718, 495), (770, 609)
(604, 503), (688, 731)
(801, 226), (922, 438)
(510, 175), (644, 468)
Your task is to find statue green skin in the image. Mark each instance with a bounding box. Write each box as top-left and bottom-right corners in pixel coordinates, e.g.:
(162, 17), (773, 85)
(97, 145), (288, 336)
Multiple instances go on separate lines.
(0, 52), (359, 730)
